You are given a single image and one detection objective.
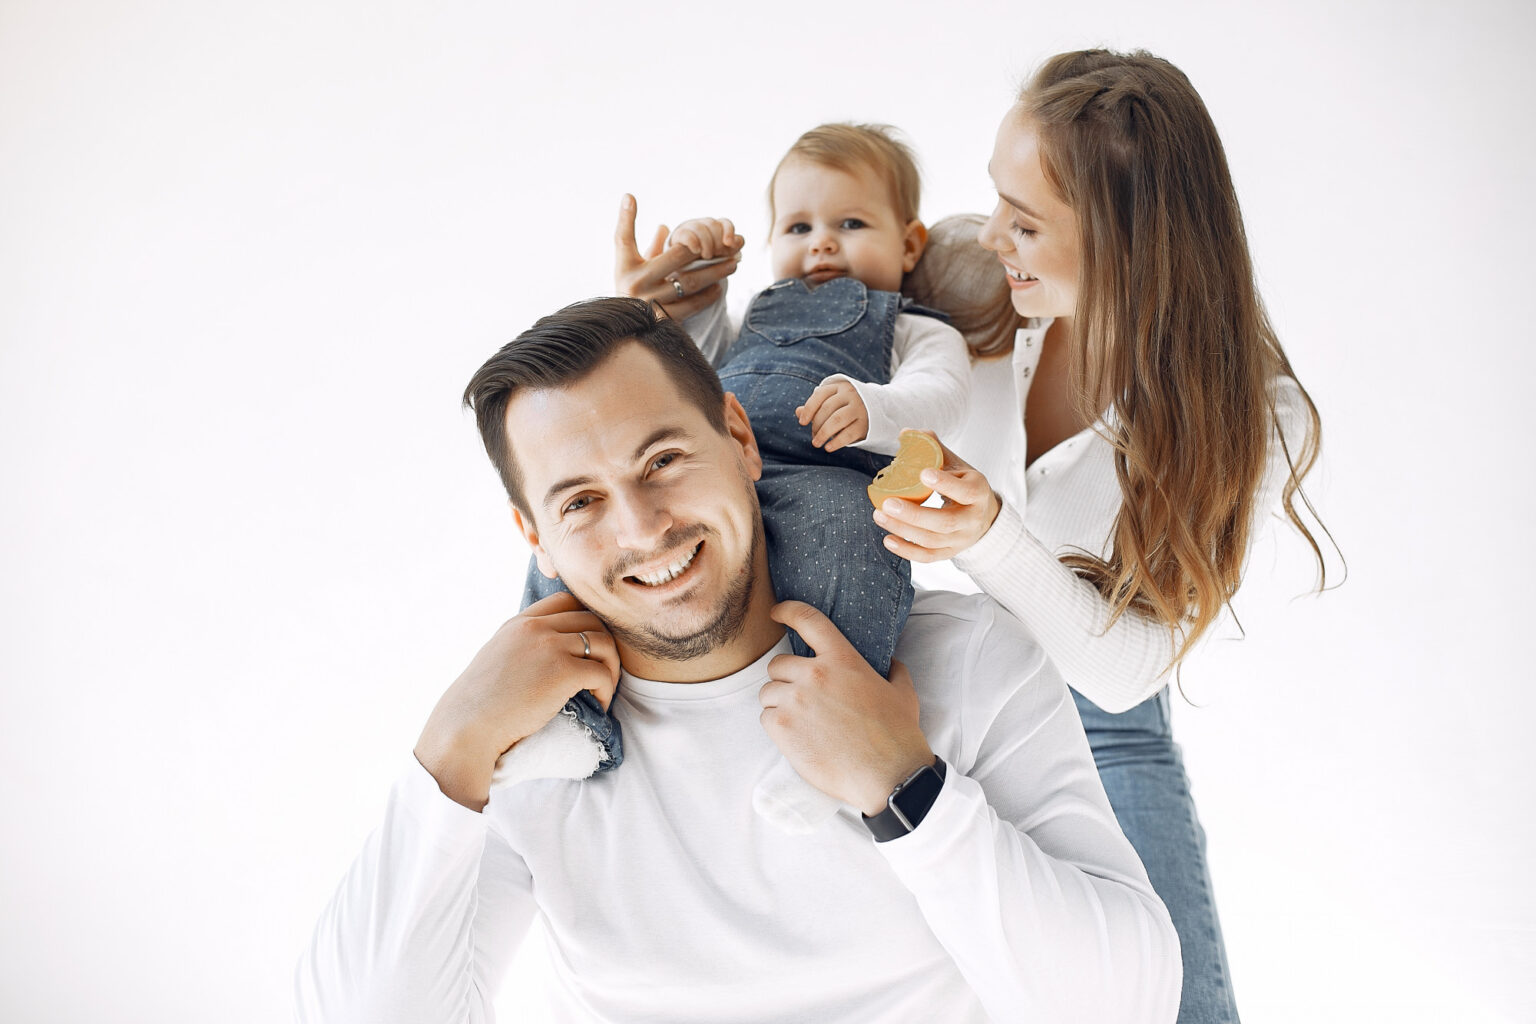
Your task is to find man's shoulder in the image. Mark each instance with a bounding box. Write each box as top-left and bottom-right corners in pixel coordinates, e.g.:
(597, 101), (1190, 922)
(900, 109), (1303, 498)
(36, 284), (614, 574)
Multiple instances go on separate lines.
(897, 590), (1051, 693)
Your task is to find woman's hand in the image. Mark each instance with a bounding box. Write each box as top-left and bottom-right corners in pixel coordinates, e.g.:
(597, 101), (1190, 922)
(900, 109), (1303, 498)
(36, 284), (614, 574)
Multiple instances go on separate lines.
(872, 436), (1002, 562)
(613, 194), (742, 321)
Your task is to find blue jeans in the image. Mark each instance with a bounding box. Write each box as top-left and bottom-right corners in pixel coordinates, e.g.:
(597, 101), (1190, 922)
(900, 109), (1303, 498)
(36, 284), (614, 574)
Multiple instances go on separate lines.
(1074, 686), (1240, 1023)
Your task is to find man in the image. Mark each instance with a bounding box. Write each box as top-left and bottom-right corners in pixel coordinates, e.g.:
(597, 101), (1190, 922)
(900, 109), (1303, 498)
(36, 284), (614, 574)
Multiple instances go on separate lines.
(296, 297), (1180, 1022)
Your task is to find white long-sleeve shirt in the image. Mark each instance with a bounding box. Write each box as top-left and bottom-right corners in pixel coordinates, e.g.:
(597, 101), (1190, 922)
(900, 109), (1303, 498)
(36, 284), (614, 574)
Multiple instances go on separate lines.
(296, 590), (1181, 1022)
(683, 284), (971, 454)
(914, 319), (1311, 713)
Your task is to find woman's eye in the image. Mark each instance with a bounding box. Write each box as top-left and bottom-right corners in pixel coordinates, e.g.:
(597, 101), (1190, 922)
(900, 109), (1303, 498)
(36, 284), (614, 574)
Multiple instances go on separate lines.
(1011, 222), (1037, 239)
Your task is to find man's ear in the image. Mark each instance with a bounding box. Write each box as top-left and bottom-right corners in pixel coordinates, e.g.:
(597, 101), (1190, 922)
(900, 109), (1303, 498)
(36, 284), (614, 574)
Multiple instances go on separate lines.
(722, 391), (763, 481)
(901, 219), (929, 273)
(511, 502), (559, 579)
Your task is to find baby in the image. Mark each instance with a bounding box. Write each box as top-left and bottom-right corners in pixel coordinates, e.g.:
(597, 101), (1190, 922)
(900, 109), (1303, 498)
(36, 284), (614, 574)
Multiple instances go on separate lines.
(511, 125), (971, 831)
(668, 123), (970, 671)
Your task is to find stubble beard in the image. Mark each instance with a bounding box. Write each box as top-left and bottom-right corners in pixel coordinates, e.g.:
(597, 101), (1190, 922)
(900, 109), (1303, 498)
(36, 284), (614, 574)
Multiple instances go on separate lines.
(599, 512), (763, 664)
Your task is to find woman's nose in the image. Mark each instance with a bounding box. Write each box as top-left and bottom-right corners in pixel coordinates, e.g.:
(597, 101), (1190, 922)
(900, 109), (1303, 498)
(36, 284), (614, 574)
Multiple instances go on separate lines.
(978, 203), (1009, 253)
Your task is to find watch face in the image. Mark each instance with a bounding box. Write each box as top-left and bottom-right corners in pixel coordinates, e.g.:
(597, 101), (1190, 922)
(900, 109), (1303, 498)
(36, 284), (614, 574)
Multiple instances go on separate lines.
(891, 764), (945, 831)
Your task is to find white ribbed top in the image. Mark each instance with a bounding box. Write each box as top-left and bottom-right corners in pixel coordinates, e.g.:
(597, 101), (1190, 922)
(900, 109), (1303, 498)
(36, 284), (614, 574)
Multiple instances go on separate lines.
(914, 319), (1310, 713)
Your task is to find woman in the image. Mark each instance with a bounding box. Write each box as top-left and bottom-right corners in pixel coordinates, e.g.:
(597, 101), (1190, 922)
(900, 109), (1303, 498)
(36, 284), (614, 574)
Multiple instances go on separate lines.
(881, 50), (1329, 1023)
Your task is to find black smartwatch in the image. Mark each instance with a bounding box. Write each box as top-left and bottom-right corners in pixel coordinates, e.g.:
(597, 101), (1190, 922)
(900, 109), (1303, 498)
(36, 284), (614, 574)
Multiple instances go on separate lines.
(862, 756), (947, 842)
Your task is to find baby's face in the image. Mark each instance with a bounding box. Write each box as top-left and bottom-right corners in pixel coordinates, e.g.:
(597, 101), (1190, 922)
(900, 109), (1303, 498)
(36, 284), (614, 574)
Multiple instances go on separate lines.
(768, 158), (920, 292)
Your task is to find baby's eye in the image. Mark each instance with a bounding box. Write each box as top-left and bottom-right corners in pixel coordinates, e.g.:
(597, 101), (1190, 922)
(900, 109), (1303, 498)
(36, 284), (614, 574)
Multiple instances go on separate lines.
(785, 222), (811, 235)
(840, 218), (867, 230)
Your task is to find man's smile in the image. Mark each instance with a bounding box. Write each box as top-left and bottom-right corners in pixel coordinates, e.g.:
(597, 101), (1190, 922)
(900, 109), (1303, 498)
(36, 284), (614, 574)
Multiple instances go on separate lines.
(626, 540), (703, 588)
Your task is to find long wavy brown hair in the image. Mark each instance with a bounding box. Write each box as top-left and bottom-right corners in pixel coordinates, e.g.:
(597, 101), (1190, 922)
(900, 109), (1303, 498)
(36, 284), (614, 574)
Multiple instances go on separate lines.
(1022, 49), (1329, 664)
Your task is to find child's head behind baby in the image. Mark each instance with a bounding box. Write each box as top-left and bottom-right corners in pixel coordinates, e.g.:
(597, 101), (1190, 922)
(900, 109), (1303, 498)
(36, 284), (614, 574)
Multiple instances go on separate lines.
(766, 123), (927, 294)
(904, 213), (1024, 359)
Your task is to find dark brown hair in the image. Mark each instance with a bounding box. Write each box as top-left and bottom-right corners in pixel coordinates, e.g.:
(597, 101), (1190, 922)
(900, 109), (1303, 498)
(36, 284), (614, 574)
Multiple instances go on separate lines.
(463, 296), (726, 515)
(1021, 49), (1328, 663)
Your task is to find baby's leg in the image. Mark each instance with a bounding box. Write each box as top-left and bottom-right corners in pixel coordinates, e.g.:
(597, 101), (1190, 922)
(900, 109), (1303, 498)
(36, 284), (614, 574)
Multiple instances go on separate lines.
(520, 558), (569, 607)
(755, 461), (913, 676)
(751, 461), (915, 833)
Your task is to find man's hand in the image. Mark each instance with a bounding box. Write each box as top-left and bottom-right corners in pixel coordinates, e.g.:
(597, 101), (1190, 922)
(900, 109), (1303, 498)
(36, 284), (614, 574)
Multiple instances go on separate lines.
(413, 592), (621, 811)
(758, 601), (933, 817)
(796, 379), (870, 452)
(873, 438), (1002, 562)
(614, 194), (742, 321)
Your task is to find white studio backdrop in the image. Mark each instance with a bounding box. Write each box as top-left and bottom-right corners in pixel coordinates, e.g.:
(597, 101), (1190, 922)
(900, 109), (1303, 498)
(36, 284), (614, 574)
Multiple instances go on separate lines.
(1, 0), (1532, 1020)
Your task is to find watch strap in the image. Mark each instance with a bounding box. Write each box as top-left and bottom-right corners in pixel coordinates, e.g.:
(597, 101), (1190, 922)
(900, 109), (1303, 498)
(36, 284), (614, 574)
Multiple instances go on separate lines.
(862, 756), (947, 842)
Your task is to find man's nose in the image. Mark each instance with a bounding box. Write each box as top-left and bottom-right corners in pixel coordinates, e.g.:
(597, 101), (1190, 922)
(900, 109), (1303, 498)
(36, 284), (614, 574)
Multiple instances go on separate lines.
(610, 488), (673, 551)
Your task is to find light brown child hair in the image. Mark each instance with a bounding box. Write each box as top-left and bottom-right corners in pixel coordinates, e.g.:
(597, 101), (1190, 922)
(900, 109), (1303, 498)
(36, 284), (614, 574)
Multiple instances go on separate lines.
(767, 122), (922, 225)
(902, 213), (1023, 359)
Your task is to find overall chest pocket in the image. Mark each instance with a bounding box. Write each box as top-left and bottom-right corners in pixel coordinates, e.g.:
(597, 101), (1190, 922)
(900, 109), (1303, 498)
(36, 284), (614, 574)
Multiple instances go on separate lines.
(742, 277), (868, 346)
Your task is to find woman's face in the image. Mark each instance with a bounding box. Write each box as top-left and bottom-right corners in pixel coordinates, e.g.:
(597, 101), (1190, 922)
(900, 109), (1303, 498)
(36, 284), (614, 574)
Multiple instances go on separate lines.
(979, 106), (1080, 320)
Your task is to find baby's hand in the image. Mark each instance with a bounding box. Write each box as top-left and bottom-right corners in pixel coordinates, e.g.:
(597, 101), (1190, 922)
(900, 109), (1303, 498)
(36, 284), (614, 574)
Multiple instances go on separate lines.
(669, 218), (744, 262)
(872, 439), (1001, 562)
(797, 380), (870, 452)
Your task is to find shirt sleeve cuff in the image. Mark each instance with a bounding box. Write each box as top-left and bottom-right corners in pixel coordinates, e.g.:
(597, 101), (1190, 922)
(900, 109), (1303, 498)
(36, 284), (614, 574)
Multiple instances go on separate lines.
(870, 764), (985, 873)
(953, 499), (1043, 578)
(397, 755), (492, 851)
(823, 374), (901, 454)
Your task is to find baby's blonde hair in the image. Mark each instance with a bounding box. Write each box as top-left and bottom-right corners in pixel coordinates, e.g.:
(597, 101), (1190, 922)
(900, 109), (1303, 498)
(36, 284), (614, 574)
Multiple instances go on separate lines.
(903, 213), (1023, 359)
(767, 123), (922, 225)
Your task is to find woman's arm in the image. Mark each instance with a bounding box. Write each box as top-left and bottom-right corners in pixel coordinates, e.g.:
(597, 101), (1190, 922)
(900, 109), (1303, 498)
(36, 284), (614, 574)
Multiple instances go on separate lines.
(953, 501), (1176, 711)
(885, 375), (1312, 711)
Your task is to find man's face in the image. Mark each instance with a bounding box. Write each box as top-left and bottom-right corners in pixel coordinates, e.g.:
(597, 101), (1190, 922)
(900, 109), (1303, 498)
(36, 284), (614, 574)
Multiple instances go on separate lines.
(508, 341), (779, 682)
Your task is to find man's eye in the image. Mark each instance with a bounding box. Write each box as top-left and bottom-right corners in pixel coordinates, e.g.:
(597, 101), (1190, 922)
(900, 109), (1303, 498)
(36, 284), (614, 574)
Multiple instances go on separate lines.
(786, 222), (810, 234)
(563, 495), (594, 515)
(840, 218), (866, 230)
(650, 452), (678, 472)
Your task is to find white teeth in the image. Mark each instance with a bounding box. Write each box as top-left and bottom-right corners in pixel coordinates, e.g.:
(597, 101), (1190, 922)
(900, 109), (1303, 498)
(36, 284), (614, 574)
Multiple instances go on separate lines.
(1007, 268), (1037, 282)
(632, 544), (699, 586)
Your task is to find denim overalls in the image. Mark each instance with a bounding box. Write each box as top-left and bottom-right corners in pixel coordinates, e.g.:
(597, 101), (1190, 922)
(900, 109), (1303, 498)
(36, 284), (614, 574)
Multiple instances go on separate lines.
(522, 276), (936, 771)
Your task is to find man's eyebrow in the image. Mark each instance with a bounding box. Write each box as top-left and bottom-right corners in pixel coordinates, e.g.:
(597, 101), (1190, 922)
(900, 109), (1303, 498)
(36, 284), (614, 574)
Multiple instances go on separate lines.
(539, 426), (695, 512)
(630, 426), (692, 462)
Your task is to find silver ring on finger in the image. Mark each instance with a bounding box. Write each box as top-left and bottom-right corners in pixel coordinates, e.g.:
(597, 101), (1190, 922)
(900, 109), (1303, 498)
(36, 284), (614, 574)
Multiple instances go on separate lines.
(577, 631), (591, 659)
(670, 277), (686, 300)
